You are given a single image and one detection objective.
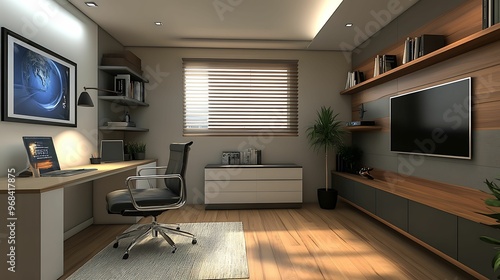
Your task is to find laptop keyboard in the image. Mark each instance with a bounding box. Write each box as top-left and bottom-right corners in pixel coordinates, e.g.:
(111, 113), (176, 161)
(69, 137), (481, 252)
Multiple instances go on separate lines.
(41, 168), (97, 177)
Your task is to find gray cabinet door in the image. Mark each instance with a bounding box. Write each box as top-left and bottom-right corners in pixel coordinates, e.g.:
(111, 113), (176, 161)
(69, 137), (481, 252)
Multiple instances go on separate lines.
(376, 190), (408, 232)
(458, 217), (500, 279)
(409, 201), (457, 259)
(332, 174), (376, 213)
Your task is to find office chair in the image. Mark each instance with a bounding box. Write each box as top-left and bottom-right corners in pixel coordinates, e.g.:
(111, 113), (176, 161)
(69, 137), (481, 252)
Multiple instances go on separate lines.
(106, 141), (196, 259)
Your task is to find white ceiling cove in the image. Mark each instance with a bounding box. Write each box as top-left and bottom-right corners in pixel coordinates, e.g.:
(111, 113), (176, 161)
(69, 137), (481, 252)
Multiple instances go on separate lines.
(68, 0), (418, 50)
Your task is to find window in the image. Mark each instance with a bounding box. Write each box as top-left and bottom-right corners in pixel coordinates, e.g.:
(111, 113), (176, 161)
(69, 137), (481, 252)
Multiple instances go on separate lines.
(183, 59), (298, 136)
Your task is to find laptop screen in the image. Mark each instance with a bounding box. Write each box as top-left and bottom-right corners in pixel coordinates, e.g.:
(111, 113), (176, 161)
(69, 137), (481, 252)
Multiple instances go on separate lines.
(22, 136), (61, 174)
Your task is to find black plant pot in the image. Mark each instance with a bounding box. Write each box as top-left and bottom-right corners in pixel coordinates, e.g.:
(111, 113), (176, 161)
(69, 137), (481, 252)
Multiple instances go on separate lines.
(317, 188), (338, 209)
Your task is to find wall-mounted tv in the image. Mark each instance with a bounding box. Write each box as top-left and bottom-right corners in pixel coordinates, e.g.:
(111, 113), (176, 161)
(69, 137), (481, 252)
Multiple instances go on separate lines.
(390, 77), (471, 159)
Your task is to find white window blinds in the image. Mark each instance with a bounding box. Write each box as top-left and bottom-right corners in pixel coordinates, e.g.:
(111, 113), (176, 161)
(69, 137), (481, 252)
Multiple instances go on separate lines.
(183, 59), (298, 136)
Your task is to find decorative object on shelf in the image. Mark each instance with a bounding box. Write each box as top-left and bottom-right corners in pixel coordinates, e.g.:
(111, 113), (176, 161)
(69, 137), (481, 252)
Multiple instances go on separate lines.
(358, 167), (374, 180)
(106, 121), (136, 127)
(336, 145), (363, 174)
(359, 103), (367, 120)
(221, 149), (261, 165)
(306, 106), (346, 209)
(346, 120), (375, 127)
(78, 87), (123, 107)
(479, 177), (500, 278)
(2, 27), (77, 127)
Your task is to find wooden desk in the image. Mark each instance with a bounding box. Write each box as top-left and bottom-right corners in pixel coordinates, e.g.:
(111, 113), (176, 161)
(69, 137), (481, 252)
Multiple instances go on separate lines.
(0, 159), (155, 280)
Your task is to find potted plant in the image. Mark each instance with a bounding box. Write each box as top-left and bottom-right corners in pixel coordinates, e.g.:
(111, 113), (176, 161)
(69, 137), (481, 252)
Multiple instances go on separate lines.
(134, 142), (146, 160)
(123, 143), (131, 161)
(126, 142), (146, 160)
(306, 106), (346, 209)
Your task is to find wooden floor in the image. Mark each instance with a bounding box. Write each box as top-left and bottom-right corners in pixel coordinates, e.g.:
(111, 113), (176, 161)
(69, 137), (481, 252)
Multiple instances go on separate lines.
(60, 201), (477, 279)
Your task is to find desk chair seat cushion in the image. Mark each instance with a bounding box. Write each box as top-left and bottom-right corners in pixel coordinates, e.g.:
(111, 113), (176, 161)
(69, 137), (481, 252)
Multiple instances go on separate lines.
(106, 188), (180, 216)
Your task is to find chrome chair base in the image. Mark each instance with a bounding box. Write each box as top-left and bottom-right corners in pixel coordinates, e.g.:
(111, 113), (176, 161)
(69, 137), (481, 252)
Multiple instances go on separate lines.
(113, 217), (197, 259)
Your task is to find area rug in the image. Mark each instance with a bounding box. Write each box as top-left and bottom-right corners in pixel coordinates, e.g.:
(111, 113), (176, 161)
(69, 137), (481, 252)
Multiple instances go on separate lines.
(67, 222), (249, 280)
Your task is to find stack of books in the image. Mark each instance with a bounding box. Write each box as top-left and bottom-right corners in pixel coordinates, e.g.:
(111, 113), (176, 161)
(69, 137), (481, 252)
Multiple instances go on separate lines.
(483, 0), (500, 29)
(114, 74), (146, 102)
(402, 34), (445, 64)
(373, 54), (397, 77)
(345, 71), (365, 89)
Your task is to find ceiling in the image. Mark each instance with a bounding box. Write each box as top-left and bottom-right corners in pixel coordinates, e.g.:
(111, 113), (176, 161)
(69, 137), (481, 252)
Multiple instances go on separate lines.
(67, 0), (418, 51)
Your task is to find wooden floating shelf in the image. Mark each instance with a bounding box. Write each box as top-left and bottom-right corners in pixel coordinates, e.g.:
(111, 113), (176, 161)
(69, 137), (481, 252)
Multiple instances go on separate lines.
(98, 65), (149, 83)
(340, 24), (500, 95)
(98, 96), (149, 107)
(99, 126), (149, 132)
(344, 125), (382, 132)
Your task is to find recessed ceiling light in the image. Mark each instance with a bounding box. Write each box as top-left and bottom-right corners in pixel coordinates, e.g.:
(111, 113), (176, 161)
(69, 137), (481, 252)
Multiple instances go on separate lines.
(154, 22), (163, 26)
(85, 2), (98, 7)
(345, 23), (353, 27)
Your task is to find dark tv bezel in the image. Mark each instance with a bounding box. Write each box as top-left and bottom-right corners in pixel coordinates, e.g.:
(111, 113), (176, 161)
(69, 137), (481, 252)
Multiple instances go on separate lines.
(389, 77), (472, 160)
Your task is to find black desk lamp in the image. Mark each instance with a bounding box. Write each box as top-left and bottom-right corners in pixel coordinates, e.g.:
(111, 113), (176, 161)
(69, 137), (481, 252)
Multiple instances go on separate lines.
(78, 87), (121, 107)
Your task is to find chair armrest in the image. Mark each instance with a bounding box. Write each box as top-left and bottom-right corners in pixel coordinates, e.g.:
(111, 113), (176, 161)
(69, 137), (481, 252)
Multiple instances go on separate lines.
(137, 166), (170, 188)
(125, 174), (186, 212)
(137, 166), (169, 176)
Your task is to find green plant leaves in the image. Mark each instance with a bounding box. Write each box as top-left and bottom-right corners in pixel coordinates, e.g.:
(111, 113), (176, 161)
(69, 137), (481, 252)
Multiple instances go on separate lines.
(485, 178), (500, 200)
(306, 106), (345, 153)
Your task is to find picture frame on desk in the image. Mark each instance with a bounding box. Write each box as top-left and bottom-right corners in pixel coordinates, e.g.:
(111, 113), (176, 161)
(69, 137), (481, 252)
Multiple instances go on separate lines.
(1, 27), (77, 127)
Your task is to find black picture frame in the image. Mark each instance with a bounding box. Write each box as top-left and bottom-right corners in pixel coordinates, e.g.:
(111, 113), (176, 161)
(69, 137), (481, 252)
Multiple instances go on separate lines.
(1, 27), (77, 127)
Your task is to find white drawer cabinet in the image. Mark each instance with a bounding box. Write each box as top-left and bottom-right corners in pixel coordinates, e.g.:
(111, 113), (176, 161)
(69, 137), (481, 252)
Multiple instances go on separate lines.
(204, 164), (302, 209)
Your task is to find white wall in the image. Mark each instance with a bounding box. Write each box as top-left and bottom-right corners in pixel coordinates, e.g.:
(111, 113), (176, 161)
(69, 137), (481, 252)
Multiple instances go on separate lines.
(126, 47), (351, 203)
(0, 0), (99, 176)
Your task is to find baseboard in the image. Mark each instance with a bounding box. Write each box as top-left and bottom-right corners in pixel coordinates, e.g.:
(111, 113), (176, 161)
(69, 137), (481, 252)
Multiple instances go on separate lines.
(205, 203), (302, 210)
(64, 218), (93, 240)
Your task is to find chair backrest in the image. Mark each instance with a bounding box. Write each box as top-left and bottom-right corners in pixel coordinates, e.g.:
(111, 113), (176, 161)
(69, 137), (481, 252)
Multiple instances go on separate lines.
(164, 141), (193, 196)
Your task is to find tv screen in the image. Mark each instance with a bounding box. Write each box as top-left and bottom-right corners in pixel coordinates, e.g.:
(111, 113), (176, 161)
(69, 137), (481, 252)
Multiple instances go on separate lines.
(390, 77), (471, 159)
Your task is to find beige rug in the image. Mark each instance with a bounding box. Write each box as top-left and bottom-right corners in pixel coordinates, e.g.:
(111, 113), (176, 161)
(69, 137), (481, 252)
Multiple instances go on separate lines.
(68, 222), (249, 280)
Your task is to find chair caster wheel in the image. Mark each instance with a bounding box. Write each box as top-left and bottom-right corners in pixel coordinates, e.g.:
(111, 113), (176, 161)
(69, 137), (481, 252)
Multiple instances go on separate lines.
(113, 242), (119, 248)
(192, 239), (197, 245)
(172, 248), (177, 253)
(123, 253), (129, 259)
(176, 226), (180, 230)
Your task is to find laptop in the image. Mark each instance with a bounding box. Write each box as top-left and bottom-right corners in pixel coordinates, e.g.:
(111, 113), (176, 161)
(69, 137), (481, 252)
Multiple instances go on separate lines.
(22, 136), (96, 177)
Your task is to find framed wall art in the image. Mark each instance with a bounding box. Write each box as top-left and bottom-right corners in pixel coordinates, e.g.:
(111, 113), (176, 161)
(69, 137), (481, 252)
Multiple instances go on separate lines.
(1, 27), (77, 127)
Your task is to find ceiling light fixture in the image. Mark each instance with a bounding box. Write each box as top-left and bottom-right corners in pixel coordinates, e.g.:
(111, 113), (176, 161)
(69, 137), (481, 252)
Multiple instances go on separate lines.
(154, 22), (163, 26)
(345, 23), (353, 27)
(85, 2), (98, 7)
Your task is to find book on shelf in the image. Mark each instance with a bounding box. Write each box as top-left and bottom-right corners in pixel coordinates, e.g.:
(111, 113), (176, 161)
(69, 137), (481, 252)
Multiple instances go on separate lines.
(345, 71), (365, 89)
(132, 81), (146, 102)
(113, 75), (146, 101)
(382, 54), (397, 73)
(114, 74), (131, 97)
(403, 35), (445, 64)
(483, 0), (500, 29)
(373, 54), (397, 77)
